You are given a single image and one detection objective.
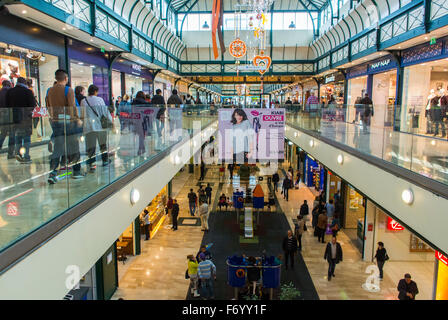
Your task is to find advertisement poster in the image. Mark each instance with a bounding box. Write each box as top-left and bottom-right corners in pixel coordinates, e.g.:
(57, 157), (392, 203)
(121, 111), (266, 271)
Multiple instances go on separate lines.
(0, 55), (26, 85)
(218, 108), (285, 163)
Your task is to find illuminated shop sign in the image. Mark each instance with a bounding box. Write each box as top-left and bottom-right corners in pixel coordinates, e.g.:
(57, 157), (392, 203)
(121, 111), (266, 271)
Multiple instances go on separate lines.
(325, 75), (335, 83)
(132, 63), (142, 72)
(387, 217), (404, 231)
(369, 59), (391, 71)
(436, 251), (448, 266)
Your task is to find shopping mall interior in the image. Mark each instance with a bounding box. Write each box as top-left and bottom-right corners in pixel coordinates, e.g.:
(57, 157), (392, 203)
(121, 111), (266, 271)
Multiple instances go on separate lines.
(0, 0), (448, 303)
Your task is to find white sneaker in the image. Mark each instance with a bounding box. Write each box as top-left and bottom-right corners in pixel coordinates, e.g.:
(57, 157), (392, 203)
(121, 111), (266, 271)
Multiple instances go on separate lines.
(193, 290), (200, 297)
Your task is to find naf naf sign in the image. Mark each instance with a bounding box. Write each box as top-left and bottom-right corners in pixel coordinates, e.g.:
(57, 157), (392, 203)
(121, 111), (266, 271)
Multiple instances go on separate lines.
(368, 56), (397, 74)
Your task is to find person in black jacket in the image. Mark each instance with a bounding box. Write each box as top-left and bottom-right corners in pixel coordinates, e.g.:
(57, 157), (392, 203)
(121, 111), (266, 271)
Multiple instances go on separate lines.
(374, 241), (388, 280)
(151, 89), (165, 106)
(299, 200), (309, 216)
(272, 172), (279, 192)
(282, 230), (298, 270)
(246, 256), (261, 295)
(171, 199), (179, 230)
(6, 77), (36, 163)
(324, 236), (343, 281)
(132, 91), (149, 106)
(205, 183), (212, 205)
(397, 274), (418, 300)
(0, 80), (15, 159)
(282, 176), (292, 201)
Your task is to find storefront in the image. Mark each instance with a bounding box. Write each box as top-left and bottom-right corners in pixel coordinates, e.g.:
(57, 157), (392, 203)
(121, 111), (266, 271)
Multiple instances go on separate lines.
(139, 185), (168, 239)
(154, 74), (173, 102)
(346, 56), (398, 127)
(400, 37), (448, 136)
(302, 79), (319, 105)
(319, 72), (345, 105)
(111, 59), (154, 102)
(343, 184), (366, 253)
(305, 154), (325, 191)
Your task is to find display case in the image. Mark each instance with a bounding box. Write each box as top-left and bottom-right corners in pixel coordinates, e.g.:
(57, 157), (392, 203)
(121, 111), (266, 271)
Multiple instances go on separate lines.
(139, 186), (167, 238)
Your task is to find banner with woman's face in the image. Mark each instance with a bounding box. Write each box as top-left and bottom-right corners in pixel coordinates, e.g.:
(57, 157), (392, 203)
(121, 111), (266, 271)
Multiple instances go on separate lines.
(218, 108), (285, 163)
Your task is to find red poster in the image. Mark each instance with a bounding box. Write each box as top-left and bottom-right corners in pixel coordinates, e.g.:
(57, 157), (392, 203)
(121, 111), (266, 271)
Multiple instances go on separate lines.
(436, 251), (448, 266)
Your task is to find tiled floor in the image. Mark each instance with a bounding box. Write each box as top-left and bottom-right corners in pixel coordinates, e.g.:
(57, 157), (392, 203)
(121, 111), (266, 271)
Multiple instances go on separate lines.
(111, 162), (436, 300)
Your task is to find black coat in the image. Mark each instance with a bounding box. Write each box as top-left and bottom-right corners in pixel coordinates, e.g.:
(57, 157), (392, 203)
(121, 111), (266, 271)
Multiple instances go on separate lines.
(272, 173), (279, 183)
(397, 279), (418, 300)
(151, 94), (165, 105)
(300, 204), (309, 216)
(324, 242), (343, 263)
(282, 236), (298, 252)
(132, 97), (149, 105)
(172, 203), (179, 216)
(6, 85), (35, 132)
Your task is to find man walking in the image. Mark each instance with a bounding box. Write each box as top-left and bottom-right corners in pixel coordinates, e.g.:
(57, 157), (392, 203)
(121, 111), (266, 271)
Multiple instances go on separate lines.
(272, 172), (279, 192)
(227, 163), (234, 180)
(199, 162), (205, 181)
(188, 188), (197, 216)
(317, 209), (328, 243)
(167, 89), (183, 105)
(205, 183), (212, 205)
(360, 93), (373, 133)
(143, 209), (151, 240)
(397, 273), (419, 300)
(172, 199), (179, 230)
(5, 77), (35, 163)
(282, 176), (292, 201)
(46, 69), (83, 183)
(282, 230), (298, 270)
(0, 80), (15, 159)
(197, 254), (216, 300)
(199, 200), (209, 232)
(324, 236), (343, 281)
(150, 89), (165, 105)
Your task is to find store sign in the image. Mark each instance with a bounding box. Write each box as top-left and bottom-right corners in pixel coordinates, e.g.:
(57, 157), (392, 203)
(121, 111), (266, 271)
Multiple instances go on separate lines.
(6, 202), (19, 216)
(387, 217), (404, 231)
(132, 63), (142, 73)
(430, 37), (437, 45)
(325, 75), (335, 83)
(369, 59), (391, 71)
(436, 251), (448, 266)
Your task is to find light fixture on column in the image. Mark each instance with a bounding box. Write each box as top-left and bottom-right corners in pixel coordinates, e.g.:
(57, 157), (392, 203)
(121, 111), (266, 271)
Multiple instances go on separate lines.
(130, 188), (140, 205)
(401, 188), (414, 205)
(202, 21), (210, 29)
(337, 154), (344, 165)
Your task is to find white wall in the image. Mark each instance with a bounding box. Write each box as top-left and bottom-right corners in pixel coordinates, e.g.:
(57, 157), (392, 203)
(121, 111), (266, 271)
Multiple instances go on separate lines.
(0, 123), (218, 299)
(285, 125), (448, 256)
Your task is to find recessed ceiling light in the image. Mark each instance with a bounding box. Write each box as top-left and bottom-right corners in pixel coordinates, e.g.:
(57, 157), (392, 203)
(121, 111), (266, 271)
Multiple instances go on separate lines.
(62, 27), (66, 31)
(424, 37), (428, 40)
(90, 38), (94, 42)
(22, 10), (27, 14)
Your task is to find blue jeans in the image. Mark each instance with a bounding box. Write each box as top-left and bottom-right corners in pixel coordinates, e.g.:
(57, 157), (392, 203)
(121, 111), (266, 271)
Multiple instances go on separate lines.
(200, 278), (214, 299)
(189, 202), (196, 216)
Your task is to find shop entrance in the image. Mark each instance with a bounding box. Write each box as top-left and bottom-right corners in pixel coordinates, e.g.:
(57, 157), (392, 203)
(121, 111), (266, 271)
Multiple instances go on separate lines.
(342, 184), (365, 253)
(372, 70), (396, 127)
(347, 76), (368, 123)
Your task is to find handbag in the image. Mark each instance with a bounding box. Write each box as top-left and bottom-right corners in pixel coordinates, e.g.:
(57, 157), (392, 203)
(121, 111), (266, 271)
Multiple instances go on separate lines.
(185, 269), (190, 279)
(85, 97), (113, 129)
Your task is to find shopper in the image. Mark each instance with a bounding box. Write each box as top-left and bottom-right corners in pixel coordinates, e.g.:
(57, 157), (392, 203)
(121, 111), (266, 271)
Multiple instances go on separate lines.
(317, 209), (328, 243)
(360, 93), (374, 133)
(5, 77), (35, 163)
(282, 175), (292, 201)
(205, 183), (212, 205)
(330, 214), (341, 237)
(199, 200), (209, 232)
(196, 245), (212, 262)
(197, 253), (216, 300)
(46, 69), (83, 183)
(272, 172), (280, 192)
(246, 256), (261, 295)
(299, 200), (309, 217)
(218, 193), (228, 211)
(199, 161), (206, 181)
(227, 163), (234, 180)
(0, 80), (15, 159)
(117, 94), (131, 132)
(81, 84), (113, 171)
(132, 91), (149, 106)
(166, 197), (174, 224)
(324, 236), (343, 281)
(187, 255), (200, 297)
(167, 89), (183, 105)
(172, 199), (179, 230)
(374, 241), (389, 280)
(312, 205), (320, 231)
(397, 273), (419, 300)
(295, 172), (301, 189)
(143, 209), (151, 240)
(188, 189), (198, 216)
(295, 215), (305, 251)
(185, 94), (194, 105)
(325, 199), (335, 223)
(282, 230), (298, 270)
(151, 88), (165, 106)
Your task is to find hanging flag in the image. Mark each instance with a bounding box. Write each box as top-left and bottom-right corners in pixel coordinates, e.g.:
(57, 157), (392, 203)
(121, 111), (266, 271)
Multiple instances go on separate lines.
(211, 0), (220, 59)
(217, 0), (225, 56)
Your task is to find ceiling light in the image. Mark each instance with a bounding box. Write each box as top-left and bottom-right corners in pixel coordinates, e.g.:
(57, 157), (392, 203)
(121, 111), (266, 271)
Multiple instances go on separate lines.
(202, 21), (210, 29)
(22, 10), (27, 14)
(90, 38), (94, 42)
(337, 154), (344, 164)
(401, 188), (414, 205)
(289, 21), (296, 29)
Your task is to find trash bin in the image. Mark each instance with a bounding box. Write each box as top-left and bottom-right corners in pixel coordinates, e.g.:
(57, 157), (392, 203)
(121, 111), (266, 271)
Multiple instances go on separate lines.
(227, 256), (247, 288)
(262, 256), (281, 289)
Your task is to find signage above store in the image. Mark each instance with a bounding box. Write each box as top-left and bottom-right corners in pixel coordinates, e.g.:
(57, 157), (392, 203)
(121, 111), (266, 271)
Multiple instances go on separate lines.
(436, 251), (448, 266)
(370, 59), (391, 70)
(132, 63), (142, 73)
(325, 75), (335, 83)
(387, 217), (404, 231)
(430, 37), (437, 45)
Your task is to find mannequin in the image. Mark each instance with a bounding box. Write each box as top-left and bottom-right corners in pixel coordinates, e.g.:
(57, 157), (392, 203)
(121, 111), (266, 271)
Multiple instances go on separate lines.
(425, 89), (436, 134)
(430, 89), (445, 137)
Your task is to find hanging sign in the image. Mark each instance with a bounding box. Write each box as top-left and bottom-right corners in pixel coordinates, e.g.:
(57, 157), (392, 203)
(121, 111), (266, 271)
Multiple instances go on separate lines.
(229, 38), (247, 59)
(252, 54), (272, 75)
(436, 251), (448, 266)
(387, 217), (404, 231)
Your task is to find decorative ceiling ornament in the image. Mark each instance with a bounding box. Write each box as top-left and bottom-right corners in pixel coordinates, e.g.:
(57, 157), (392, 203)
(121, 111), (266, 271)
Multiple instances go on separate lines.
(229, 38), (247, 59)
(253, 52), (272, 75)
